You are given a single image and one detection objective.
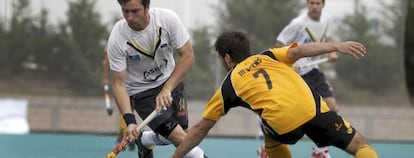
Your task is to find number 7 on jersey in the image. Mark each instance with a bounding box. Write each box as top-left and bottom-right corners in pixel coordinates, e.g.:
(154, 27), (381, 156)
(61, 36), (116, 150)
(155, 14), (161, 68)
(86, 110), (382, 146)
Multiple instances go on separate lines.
(253, 68), (273, 90)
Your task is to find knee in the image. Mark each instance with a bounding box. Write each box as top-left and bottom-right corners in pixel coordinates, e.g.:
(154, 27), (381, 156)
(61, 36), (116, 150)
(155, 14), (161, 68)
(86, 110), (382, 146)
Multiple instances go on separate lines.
(164, 125), (186, 146)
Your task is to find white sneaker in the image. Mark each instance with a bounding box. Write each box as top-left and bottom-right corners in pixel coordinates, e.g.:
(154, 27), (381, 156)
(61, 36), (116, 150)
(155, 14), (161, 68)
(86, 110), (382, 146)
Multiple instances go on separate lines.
(311, 147), (331, 158)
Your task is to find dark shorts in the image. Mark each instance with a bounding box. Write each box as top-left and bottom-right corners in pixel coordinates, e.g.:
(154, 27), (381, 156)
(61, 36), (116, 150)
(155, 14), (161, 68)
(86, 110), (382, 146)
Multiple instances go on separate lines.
(129, 83), (188, 138)
(263, 90), (355, 150)
(303, 111), (356, 150)
(302, 69), (334, 97)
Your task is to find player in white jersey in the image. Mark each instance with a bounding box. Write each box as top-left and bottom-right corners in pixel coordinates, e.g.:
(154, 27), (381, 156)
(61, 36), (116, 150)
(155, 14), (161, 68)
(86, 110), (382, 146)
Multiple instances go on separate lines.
(273, 0), (337, 158)
(107, 0), (207, 158)
(276, 0), (338, 112)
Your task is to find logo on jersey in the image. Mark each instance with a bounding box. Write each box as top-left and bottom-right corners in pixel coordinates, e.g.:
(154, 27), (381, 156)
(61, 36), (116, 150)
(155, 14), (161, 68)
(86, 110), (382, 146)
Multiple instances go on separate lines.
(304, 38), (313, 44)
(143, 59), (168, 81)
(160, 43), (168, 49)
(128, 54), (141, 60)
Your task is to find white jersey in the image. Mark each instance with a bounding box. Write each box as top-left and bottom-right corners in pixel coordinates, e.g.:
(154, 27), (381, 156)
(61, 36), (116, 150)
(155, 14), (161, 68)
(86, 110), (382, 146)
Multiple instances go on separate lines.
(107, 8), (190, 96)
(277, 13), (332, 75)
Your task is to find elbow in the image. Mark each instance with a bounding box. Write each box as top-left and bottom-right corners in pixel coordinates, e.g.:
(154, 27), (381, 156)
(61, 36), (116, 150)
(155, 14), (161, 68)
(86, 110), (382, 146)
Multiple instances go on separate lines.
(187, 53), (195, 65)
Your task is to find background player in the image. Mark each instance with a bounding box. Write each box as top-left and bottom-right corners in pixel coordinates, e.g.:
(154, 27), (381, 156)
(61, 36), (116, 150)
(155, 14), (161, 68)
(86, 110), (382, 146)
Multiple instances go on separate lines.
(275, 0), (338, 157)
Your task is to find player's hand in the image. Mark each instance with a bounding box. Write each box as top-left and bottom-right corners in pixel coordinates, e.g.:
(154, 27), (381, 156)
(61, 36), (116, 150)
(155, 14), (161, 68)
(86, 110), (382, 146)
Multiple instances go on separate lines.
(335, 41), (366, 59)
(156, 86), (173, 112)
(126, 124), (139, 142)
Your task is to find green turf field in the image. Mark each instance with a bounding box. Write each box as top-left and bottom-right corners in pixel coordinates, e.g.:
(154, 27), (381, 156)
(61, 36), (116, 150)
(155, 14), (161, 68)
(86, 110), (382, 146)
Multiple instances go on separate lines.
(0, 133), (413, 158)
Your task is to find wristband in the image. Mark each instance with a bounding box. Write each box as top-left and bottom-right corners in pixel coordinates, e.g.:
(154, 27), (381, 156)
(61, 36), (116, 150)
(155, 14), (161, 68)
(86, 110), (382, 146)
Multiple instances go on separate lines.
(123, 113), (137, 126)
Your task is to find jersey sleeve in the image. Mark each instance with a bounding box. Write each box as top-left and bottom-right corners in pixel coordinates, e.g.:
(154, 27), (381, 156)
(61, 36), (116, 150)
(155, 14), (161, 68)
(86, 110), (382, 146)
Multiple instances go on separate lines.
(202, 87), (225, 121)
(162, 9), (190, 49)
(268, 43), (298, 66)
(276, 21), (301, 45)
(107, 21), (127, 72)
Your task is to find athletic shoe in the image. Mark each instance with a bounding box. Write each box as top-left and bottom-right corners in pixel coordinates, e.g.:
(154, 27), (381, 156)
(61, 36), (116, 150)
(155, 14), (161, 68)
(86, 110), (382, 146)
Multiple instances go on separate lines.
(311, 147), (331, 158)
(257, 144), (268, 158)
(135, 131), (154, 158)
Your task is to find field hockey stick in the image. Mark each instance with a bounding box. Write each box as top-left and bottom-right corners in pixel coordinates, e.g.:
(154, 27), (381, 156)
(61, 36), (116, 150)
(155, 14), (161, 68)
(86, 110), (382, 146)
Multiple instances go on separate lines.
(106, 110), (159, 158)
(104, 84), (113, 116)
(297, 58), (329, 71)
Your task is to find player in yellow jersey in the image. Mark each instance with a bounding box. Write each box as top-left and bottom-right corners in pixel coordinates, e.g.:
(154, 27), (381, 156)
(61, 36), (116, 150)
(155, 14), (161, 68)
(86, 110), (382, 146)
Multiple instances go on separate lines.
(170, 31), (378, 158)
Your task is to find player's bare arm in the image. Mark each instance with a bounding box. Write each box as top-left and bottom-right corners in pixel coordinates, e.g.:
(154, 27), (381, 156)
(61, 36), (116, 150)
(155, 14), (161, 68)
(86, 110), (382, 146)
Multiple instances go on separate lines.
(156, 41), (194, 111)
(172, 118), (216, 158)
(287, 41), (366, 62)
(111, 70), (138, 142)
(102, 51), (110, 86)
(326, 38), (339, 62)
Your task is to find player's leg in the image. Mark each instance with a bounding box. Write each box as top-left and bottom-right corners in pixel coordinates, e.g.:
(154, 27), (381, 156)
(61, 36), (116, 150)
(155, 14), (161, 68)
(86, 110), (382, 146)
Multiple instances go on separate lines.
(257, 120), (267, 158)
(164, 124), (206, 158)
(140, 130), (170, 146)
(260, 119), (307, 158)
(302, 69), (336, 158)
(132, 83), (206, 158)
(322, 97), (337, 112)
(304, 110), (378, 158)
(302, 69), (338, 112)
(131, 88), (162, 158)
(262, 131), (292, 158)
(141, 110), (205, 158)
(332, 116), (377, 158)
(168, 83), (207, 158)
(345, 132), (377, 158)
(320, 79), (338, 112)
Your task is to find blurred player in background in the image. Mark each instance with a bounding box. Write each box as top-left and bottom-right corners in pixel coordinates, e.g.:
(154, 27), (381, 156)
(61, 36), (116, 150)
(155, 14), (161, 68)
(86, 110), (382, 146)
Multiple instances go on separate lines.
(171, 31), (377, 158)
(106, 0), (207, 157)
(274, 0), (338, 157)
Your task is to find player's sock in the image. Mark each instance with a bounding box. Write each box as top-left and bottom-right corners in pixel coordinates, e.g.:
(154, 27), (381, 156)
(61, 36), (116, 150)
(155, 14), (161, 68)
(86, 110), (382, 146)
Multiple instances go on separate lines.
(140, 130), (171, 146)
(355, 144), (378, 158)
(183, 146), (206, 158)
(266, 144), (291, 158)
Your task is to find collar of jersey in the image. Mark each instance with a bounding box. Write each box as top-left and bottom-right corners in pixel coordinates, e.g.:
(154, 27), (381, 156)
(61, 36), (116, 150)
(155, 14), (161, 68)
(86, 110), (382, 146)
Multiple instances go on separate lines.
(305, 24), (328, 42)
(126, 26), (162, 59)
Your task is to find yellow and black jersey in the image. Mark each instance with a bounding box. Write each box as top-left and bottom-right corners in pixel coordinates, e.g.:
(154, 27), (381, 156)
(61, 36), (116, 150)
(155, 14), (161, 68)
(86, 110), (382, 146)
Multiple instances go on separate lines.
(203, 43), (329, 135)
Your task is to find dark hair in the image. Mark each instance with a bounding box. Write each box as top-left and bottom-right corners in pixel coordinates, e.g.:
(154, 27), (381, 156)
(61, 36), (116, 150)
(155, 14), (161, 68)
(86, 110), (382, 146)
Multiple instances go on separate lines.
(214, 31), (251, 63)
(306, 0), (325, 4)
(117, 0), (150, 7)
